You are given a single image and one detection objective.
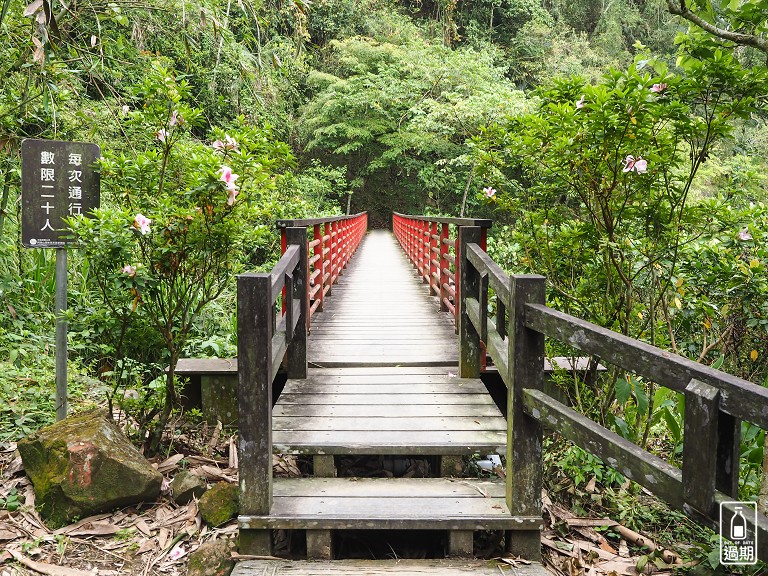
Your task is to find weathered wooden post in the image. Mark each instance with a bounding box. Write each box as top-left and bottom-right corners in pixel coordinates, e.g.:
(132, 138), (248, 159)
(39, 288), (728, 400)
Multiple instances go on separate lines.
(237, 272), (274, 555)
(285, 227), (308, 379)
(452, 224), (483, 555)
(683, 379), (720, 516)
(506, 274), (545, 560)
(458, 226), (482, 379)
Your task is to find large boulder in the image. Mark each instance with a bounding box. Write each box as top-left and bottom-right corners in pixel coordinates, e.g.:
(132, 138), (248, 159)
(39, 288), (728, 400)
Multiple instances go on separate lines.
(17, 411), (162, 527)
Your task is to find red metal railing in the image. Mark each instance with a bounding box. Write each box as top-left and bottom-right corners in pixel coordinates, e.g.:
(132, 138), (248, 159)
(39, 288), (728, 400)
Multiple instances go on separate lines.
(278, 213), (368, 329)
(392, 213), (491, 323)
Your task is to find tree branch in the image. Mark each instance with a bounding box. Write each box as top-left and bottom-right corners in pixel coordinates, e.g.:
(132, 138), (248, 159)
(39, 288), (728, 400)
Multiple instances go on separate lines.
(667, 0), (768, 53)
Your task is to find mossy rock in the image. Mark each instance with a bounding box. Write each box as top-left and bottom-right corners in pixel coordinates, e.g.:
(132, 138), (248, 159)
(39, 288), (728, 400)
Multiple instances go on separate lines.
(198, 482), (239, 527)
(17, 411), (162, 527)
(187, 538), (235, 576)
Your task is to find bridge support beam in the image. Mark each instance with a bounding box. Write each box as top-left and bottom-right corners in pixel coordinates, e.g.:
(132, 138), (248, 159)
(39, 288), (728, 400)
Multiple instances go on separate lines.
(448, 531), (473, 557)
(307, 530), (333, 560)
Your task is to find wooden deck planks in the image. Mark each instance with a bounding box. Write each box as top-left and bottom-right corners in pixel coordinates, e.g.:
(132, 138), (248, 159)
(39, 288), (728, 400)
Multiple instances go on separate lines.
(308, 230), (458, 367)
(273, 430), (506, 455)
(239, 478), (540, 531)
(272, 368), (507, 455)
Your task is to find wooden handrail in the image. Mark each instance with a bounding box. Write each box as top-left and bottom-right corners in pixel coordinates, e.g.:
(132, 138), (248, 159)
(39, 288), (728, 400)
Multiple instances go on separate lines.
(237, 228), (308, 539)
(456, 226), (768, 561)
(279, 213), (368, 329)
(392, 211), (492, 228)
(276, 212), (367, 228)
(523, 303), (768, 427)
(392, 213), (490, 328)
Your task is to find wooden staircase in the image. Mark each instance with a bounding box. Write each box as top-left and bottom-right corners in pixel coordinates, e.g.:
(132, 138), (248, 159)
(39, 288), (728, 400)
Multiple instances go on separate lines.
(234, 227), (544, 572)
(234, 211), (768, 572)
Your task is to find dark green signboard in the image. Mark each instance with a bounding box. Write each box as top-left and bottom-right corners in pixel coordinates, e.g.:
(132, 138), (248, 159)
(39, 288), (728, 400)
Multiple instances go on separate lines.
(21, 139), (100, 248)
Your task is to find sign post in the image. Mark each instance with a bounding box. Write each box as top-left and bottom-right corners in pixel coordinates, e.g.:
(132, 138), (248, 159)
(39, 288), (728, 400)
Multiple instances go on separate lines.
(55, 248), (67, 420)
(21, 139), (100, 421)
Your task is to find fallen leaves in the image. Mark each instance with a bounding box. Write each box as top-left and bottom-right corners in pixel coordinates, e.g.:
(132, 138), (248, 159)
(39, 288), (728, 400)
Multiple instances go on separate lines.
(541, 490), (683, 576)
(0, 432), (299, 576)
(7, 549), (94, 576)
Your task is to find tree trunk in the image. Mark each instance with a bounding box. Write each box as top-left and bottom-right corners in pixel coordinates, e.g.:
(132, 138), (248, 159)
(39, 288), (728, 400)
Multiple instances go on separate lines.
(147, 350), (180, 454)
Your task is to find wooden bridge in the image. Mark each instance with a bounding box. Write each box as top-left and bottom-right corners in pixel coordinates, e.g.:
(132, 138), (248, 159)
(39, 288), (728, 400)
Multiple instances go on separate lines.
(232, 212), (768, 574)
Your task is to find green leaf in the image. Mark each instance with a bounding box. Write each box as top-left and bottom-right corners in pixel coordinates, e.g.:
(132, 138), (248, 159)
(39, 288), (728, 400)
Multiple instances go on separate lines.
(634, 382), (649, 416)
(615, 377), (631, 404)
(662, 408), (682, 444)
(707, 547), (720, 568)
(636, 555), (649, 572)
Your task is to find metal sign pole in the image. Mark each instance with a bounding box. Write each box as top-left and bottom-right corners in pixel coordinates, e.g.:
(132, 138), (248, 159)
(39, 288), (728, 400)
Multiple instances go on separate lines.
(55, 247), (68, 420)
(21, 138), (100, 421)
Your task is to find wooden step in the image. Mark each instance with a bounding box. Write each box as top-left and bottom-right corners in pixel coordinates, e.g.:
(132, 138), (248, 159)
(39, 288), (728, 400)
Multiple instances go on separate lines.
(238, 478), (541, 531)
(232, 559), (550, 575)
(272, 368), (506, 456)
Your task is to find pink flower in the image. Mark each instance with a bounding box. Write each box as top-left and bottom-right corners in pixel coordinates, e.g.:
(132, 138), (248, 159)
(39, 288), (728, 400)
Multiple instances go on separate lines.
(483, 186), (496, 198)
(168, 543), (186, 561)
(156, 128), (168, 143)
(212, 134), (238, 152)
(133, 213), (151, 235)
(575, 95), (586, 109)
(623, 155), (648, 174)
(227, 187), (239, 206)
(738, 228), (753, 241)
(219, 166), (239, 189)
(121, 265), (136, 277)
(169, 110), (183, 127)
(650, 83), (667, 93)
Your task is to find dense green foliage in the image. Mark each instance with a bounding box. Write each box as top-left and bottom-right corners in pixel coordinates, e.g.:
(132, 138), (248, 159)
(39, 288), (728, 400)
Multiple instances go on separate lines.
(0, 0), (767, 564)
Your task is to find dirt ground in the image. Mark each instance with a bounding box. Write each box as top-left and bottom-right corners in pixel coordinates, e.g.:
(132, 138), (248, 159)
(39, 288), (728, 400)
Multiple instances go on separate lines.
(1, 426), (687, 576)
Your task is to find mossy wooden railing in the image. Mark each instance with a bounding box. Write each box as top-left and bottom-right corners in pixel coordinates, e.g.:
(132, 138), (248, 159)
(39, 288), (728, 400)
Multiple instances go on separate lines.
(237, 213), (366, 553)
(456, 225), (768, 561)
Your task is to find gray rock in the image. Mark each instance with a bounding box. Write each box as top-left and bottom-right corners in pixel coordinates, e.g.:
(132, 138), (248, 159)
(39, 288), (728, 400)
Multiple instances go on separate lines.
(170, 470), (207, 504)
(17, 411), (162, 527)
(187, 538), (235, 576)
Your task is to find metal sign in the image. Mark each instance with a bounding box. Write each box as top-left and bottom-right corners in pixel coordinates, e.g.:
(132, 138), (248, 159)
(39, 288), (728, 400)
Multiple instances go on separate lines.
(21, 139), (100, 248)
